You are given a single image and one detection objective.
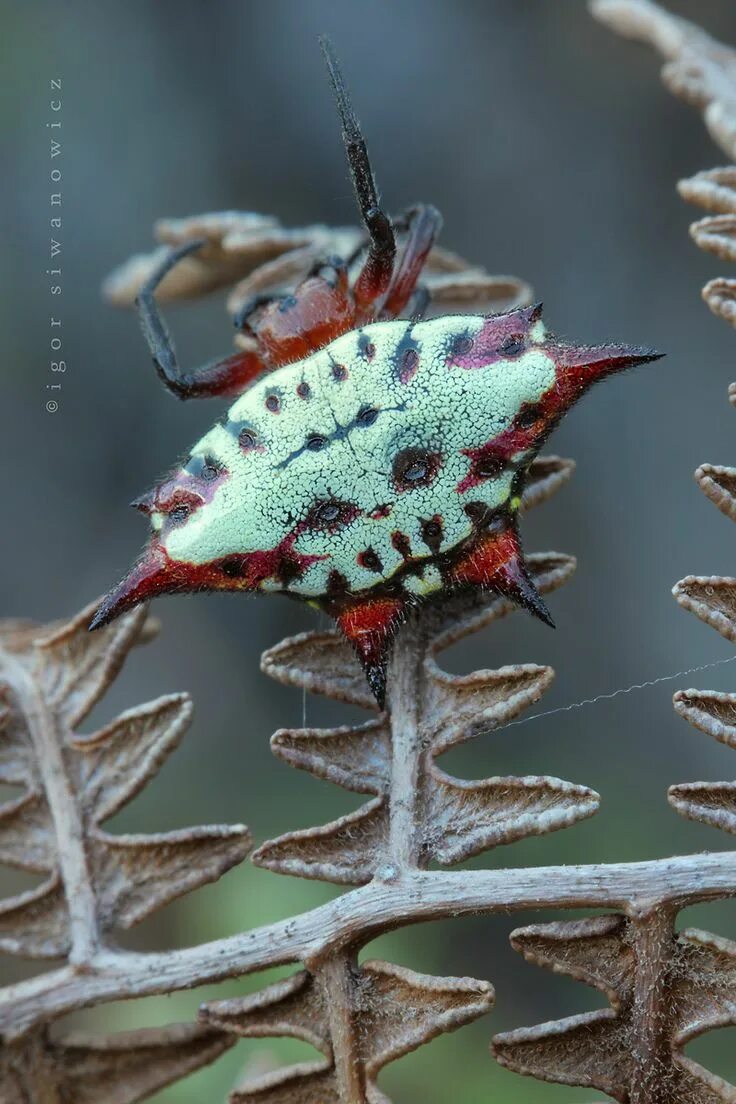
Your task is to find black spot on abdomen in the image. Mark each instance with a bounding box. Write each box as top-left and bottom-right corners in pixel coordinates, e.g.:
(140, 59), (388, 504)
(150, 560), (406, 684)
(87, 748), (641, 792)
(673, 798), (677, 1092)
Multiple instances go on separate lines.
(420, 516), (443, 553)
(392, 531), (412, 559)
(392, 326), (421, 384)
(358, 333), (376, 360)
(357, 547), (383, 573)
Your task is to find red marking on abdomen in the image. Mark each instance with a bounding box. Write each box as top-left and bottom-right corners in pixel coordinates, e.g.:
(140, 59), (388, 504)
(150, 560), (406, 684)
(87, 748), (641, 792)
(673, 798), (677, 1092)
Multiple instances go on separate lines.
(336, 595), (405, 673)
(94, 531), (328, 629)
(450, 526), (518, 587)
(391, 531), (412, 558)
(448, 306), (539, 370)
(456, 365), (583, 493)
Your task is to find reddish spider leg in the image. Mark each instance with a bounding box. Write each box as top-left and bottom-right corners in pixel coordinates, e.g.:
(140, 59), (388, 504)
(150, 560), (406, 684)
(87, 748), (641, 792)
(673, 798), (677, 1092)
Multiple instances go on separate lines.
(135, 239), (269, 400)
(134, 38), (442, 401)
(381, 204), (442, 319)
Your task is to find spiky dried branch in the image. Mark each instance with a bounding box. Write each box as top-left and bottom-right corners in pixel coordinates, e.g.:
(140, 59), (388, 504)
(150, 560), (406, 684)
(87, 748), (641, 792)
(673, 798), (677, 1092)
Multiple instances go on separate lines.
(590, 0), (736, 160)
(254, 553), (595, 886)
(670, 428), (736, 841)
(0, 1023), (235, 1104)
(202, 960), (493, 1102)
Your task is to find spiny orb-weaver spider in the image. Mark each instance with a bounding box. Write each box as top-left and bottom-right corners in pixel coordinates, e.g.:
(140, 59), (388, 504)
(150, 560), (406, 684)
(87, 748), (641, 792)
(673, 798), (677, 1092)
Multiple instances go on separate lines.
(91, 37), (662, 705)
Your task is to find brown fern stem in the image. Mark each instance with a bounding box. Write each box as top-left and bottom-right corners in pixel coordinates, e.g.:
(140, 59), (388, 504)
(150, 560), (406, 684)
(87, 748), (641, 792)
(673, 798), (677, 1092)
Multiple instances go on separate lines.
(6, 661), (99, 965)
(629, 905), (678, 1104)
(1, 853), (735, 1042)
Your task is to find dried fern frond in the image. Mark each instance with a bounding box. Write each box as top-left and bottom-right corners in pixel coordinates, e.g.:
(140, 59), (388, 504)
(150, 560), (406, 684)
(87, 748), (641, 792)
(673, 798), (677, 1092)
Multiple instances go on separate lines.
(0, 1023), (234, 1104)
(492, 912), (736, 1101)
(669, 389), (736, 838)
(591, 0), (736, 160)
(202, 959), (492, 1103)
(591, 0), (736, 329)
(254, 553), (595, 885)
(101, 209), (533, 326)
(0, 600), (251, 961)
(0, 601), (249, 1099)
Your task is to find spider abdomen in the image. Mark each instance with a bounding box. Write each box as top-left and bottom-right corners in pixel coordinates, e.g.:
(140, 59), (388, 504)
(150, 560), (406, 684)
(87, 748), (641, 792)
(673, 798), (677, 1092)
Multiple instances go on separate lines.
(166, 311), (554, 600)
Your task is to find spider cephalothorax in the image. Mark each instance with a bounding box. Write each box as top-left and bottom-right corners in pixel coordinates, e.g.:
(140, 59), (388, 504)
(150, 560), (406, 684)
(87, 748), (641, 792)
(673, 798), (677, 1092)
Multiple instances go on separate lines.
(91, 40), (662, 705)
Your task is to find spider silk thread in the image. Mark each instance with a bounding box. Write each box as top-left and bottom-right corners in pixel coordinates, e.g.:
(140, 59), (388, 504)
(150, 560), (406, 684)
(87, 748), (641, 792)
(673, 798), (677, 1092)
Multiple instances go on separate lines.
(492, 652), (736, 732)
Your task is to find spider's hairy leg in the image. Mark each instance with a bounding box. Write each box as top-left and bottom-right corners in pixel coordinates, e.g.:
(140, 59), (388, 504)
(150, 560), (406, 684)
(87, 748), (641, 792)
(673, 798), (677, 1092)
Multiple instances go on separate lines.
(136, 239), (268, 400)
(407, 283), (431, 320)
(319, 34), (397, 320)
(381, 204), (443, 319)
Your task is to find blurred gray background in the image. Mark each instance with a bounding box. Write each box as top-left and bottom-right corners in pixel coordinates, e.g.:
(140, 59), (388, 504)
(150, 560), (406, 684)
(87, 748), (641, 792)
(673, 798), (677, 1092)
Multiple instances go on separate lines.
(3, 0), (736, 1099)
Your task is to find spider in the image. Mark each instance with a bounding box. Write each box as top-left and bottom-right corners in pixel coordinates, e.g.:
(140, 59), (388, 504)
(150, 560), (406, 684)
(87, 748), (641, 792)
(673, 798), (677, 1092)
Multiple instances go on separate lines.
(136, 37), (442, 402)
(91, 38), (662, 706)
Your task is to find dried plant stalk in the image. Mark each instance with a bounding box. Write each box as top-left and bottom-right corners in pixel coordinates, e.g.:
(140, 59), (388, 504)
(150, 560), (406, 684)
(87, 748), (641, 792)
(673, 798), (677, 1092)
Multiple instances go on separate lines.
(202, 960), (493, 1102)
(254, 554), (594, 886)
(0, 603), (248, 1099)
(590, 0), (736, 160)
(492, 912), (736, 1102)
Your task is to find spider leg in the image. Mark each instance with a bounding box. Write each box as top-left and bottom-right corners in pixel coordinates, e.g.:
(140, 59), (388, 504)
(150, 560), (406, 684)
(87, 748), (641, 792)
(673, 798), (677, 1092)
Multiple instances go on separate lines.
(233, 290), (287, 334)
(381, 204), (443, 319)
(136, 240), (267, 400)
(407, 283), (431, 320)
(320, 35), (396, 320)
(309, 253), (349, 289)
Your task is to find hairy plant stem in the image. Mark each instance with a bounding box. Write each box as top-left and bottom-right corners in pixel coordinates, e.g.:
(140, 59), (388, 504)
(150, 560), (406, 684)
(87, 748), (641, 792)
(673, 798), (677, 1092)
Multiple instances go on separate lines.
(21, 1032), (62, 1104)
(323, 955), (366, 1104)
(629, 904), (678, 1104)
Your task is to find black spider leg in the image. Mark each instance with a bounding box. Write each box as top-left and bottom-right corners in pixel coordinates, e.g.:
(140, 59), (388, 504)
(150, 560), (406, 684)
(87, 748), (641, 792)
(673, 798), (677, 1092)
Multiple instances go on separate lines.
(407, 285), (431, 320)
(341, 209), (411, 272)
(136, 239), (266, 400)
(319, 35), (396, 307)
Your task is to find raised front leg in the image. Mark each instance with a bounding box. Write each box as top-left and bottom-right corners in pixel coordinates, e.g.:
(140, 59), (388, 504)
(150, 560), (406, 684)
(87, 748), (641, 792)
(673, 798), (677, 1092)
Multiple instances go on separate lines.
(381, 204), (443, 319)
(320, 35), (397, 321)
(136, 239), (268, 399)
